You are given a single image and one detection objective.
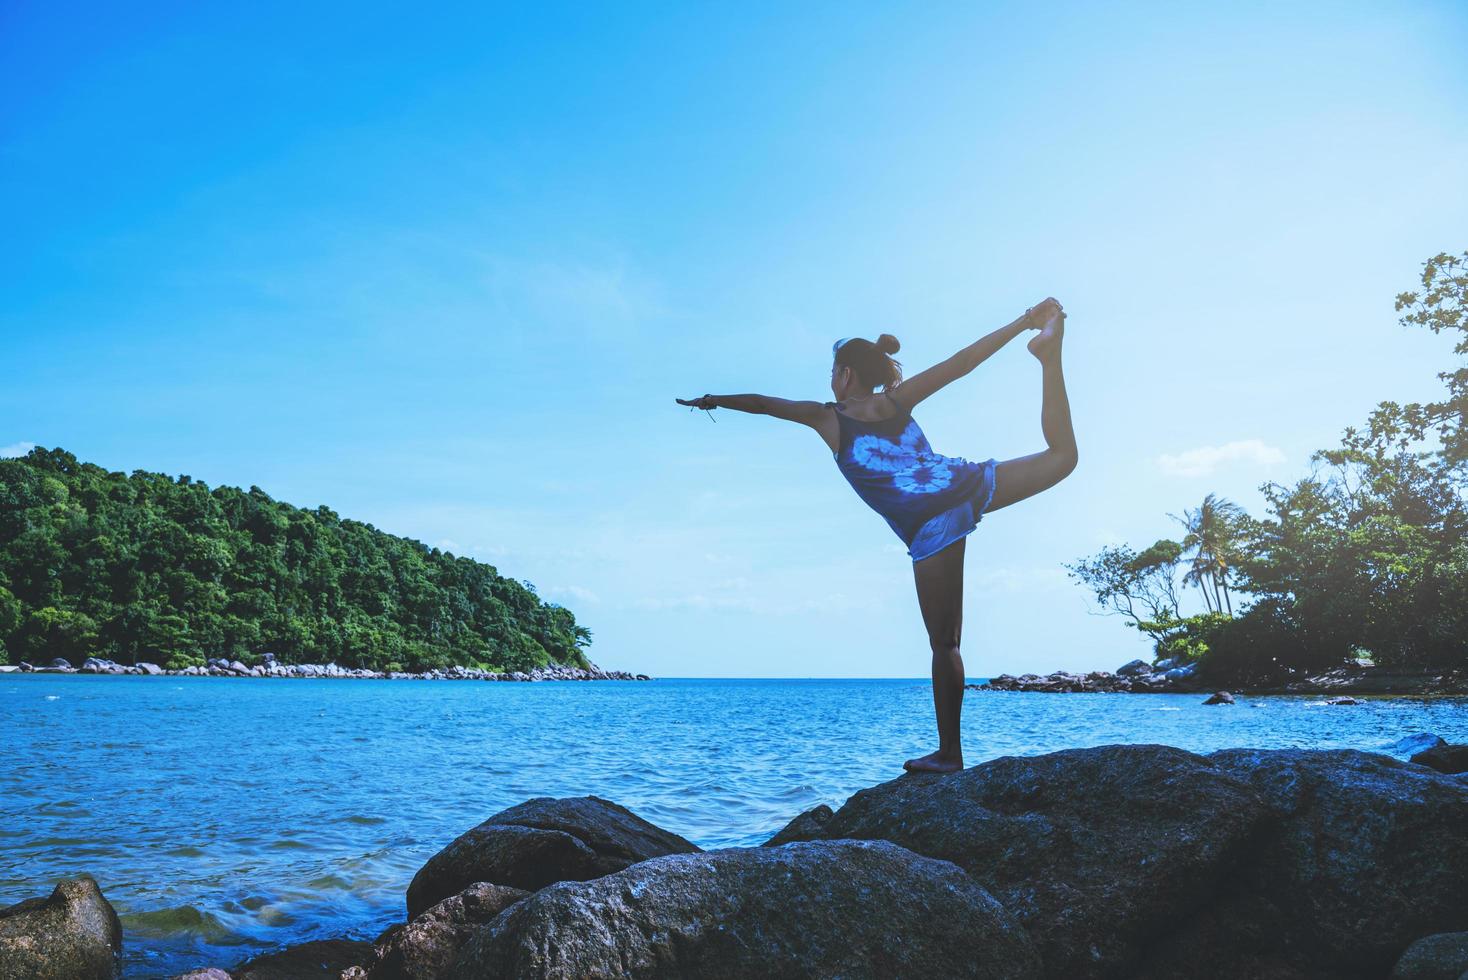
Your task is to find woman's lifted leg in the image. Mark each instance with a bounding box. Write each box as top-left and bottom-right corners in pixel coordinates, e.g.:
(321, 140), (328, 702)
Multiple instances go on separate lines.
(988, 311), (1077, 512)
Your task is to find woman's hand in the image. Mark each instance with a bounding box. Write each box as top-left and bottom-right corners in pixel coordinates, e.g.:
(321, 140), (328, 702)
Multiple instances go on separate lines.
(1021, 297), (1063, 330)
(676, 395), (717, 410)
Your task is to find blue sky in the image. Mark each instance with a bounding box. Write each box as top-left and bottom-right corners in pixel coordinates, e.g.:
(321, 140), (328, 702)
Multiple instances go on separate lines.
(4, 2), (1466, 677)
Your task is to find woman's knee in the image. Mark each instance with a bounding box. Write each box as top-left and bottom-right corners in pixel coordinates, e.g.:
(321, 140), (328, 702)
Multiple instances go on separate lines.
(928, 636), (961, 657)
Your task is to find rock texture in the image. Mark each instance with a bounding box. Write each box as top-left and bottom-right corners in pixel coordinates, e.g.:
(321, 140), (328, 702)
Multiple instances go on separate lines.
(231, 938), (373, 979)
(1141, 748), (1468, 980)
(769, 744), (1270, 979)
(1390, 932), (1468, 979)
(447, 840), (1042, 980)
(1411, 742), (1468, 775)
(348, 882), (528, 980)
(406, 796), (700, 918)
(975, 661), (1468, 695)
(762, 803), (833, 846)
(0, 876), (122, 980)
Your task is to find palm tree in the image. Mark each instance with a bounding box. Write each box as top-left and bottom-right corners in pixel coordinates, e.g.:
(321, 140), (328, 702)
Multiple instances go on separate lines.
(1170, 494), (1246, 616)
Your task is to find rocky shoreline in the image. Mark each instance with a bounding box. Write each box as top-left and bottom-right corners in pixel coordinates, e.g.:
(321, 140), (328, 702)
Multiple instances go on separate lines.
(0, 656), (650, 683)
(4, 740), (1468, 979)
(975, 656), (1468, 697)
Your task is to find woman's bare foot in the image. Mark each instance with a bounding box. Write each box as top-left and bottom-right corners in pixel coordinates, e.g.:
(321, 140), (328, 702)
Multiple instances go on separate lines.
(903, 750), (963, 774)
(1027, 309), (1065, 363)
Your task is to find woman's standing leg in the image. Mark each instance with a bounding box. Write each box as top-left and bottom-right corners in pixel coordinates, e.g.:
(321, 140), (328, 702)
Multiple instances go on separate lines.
(905, 536), (966, 773)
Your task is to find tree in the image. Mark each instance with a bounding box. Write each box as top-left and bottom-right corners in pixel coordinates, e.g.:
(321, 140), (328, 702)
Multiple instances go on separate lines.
(1065, 539), (1183, 642)
(1352, 250), (1468, 471)
(1170, 493), (1247, 615)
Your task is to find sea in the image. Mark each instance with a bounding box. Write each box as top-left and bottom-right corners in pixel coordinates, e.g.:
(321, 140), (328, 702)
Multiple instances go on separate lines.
(3, 674), (1467, 978)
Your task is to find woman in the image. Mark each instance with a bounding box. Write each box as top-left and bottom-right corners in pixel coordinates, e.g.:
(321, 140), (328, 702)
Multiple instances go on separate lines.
(677, 297), (1076, 773)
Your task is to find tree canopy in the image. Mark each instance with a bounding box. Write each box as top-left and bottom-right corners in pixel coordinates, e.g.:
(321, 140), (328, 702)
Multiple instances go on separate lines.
(0, 448), (592, 672)
(1068, 252), (1468, 682)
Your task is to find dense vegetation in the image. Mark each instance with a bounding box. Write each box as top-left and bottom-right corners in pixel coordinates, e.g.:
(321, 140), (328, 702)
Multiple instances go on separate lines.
(0, 451), (591, 672)
(1069, 251), (1468, 684)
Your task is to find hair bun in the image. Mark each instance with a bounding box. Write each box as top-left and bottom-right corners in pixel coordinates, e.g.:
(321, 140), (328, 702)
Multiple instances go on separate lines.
(875, 333), (901, 356)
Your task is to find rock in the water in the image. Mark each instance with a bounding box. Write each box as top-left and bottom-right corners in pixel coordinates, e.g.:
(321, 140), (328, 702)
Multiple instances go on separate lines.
(761, 803), (833, 846)
(48, 657), (72, 669)
(137, 662), (164, 676)
(1390, 932), (1468, 979)
(0, 876), (123, 980)
(1326, 695), (1360, 705)
(355, 882), (527, 980)
(1139, 748), (1468, 979)
(788, 744), (1269, 979)
(448, 840), (1041, 980)
(406, 796), (700, 918)
(231, 939), (372, 979)
(171, 970), (232, 980)
(1116, 658), (1153, 676)
(1410, 743), (1468, 775)
(1204, 691), (1235, 705)
(1389, 733), (1447, 760)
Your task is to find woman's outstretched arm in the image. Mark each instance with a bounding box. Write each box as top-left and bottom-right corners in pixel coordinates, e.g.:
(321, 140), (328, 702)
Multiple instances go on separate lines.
(677, 393), (828, 427)
(890, 298), (1061, 412)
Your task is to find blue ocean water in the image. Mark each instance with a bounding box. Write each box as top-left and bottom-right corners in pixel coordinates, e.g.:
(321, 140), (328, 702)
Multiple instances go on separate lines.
(3, 675), (1466, 978)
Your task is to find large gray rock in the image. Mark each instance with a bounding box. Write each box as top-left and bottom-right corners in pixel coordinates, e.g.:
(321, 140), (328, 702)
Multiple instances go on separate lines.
(761, 803), (833, 846)
(231, 938), (372, 978)
(448, 840), (1041, 980)
(1390, 932), (1468, 979)
(0, 876), (123, 980)
(1387, 734), (1446, 759)
(1136, 749), (1468, 979)
(406, 797), (699, 918)
(1411, 742), (1468, 775)
(777, 744), (1272, 979)
(349, 882), (528, 980)
(1116, 659), (1153, 676)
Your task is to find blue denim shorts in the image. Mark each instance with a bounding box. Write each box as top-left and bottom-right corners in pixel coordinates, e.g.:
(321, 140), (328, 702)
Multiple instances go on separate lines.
(907, 457), (998, 563)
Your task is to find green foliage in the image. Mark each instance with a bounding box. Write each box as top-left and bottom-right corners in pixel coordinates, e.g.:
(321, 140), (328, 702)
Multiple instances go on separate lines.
(1069, 251), (1468, 681)
(0, 449), (593, 671)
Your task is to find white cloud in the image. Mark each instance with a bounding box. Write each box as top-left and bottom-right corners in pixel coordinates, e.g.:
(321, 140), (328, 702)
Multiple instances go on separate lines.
(1155, 439), (1285, 478)
(0, 441), (36, 458)
(547, 584), (601, 605)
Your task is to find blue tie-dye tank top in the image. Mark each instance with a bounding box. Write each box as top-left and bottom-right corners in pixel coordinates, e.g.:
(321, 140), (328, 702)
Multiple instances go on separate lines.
(830, 397), (996, 555)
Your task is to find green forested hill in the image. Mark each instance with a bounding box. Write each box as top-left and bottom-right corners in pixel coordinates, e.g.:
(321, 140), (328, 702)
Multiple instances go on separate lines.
(0, 447), (590, 671)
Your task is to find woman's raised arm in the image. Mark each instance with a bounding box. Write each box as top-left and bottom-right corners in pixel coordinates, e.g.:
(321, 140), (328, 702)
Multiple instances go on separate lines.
(889, 299), (1061, 413)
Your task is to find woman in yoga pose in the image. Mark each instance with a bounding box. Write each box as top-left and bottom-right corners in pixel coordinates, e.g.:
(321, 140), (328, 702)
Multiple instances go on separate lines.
(677, 297), (1075, 773)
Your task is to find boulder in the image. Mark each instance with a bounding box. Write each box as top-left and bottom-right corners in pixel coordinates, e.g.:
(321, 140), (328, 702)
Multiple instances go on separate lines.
(1204, 691), (1235, 705)
(1388, 734), (1447, 759)
(49, 658), (72, 669)
(1410, 743), (1468, 775)
(0, 876), (123, 980)
(786, 744), (1270, 979)
(350, 882), (528, 980)
(762, 803), (833, 846)
(1116, 659), (1153, 676)
(1326, 695), (1360, 705)
(1138, 749), (1468, 979)
(447, 840), (1041, 980)
(231, 938), (372, 979)
(137, 662), (164, 676)
(1390, 932), (1468, 979)
(406, 796), (700, 918)
(171, 970), (232, 980)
